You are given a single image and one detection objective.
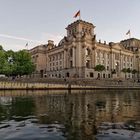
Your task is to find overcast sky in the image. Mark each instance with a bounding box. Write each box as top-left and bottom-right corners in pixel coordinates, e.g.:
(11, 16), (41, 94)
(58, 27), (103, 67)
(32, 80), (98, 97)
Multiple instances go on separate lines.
(0, 0), (140, 51)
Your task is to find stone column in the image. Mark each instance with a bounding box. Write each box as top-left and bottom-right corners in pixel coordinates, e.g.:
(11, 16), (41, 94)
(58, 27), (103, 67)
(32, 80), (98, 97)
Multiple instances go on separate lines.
(104, 52), (107, 70)
(112, 52), (115, 70)
(75, 42), (82, 67)
(110, 50), (113, 70)
(72, 47), (76, 67)
(94, 49), (97, 66)
(63, 49), (67, 69)
(82, 46), (86, 67)
(91, 48), (94, 68)
(119, 51), (122, 73)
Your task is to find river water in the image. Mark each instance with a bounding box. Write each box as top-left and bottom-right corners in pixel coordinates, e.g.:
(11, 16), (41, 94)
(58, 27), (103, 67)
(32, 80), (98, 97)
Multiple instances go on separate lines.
(0, 90), (140, 140)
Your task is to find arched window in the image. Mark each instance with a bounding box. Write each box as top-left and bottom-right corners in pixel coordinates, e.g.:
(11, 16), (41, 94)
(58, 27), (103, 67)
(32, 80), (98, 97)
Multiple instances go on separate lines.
(70, 60), (73, 68)
(115, 62), (119, 72)
(98, 73), (100, 78)
(86, 48), (90, 56)
(103, 73), (106, 78)
(86, 60), (90, 68)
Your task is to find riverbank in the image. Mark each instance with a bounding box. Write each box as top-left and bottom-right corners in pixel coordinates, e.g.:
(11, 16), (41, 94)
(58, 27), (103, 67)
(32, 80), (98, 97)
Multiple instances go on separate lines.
(0, 80), (140, 90)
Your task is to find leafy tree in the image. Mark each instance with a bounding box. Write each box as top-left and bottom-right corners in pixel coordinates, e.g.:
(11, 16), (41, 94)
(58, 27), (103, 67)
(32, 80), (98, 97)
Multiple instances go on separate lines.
(127, 68), (131, 73)
(2, 61), (12, 76)
(94, 64), (105, 72)
(0, 45), (4, 51)
(3, 50), (15, 76)
(122, 68), (127, 79)
(126, 68), (132, 79)
(13, 50), (35, 76)
(132, 69), (137, 78)
(0, 49), (6, 74)
(5, 50), (15, 59)
(0, 48), (35, 77)
(94, 64), (105, 78)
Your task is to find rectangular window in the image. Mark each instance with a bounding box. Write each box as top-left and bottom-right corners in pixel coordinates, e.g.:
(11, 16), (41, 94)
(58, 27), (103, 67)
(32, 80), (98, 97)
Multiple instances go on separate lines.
(108, 61), (109, 65)
(107, 54), (109, 59)
(90, 72), (94, 77)
(115, 53), (119, 60)
(70, 61), (73, 68)
(60, 54), (62, 59)
(102, 60), (104, 64)
(107, 66), (109, 70)
(102, 53), (105, 58)
(86, 60), (90, 68)
(124, 56), (126, 61)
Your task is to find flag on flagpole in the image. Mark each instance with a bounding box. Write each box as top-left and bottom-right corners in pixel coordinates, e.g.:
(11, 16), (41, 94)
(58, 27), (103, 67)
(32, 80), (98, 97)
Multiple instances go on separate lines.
(25, 42), (28, 50)
(126, 30), (131, 38)
(126, 30), (130, 35)
(25, 43), (28, 47)
(73, 10), (80, 18)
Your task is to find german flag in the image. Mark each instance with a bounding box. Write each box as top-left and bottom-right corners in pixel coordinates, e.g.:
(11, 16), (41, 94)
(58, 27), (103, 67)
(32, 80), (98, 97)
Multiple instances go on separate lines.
(74, 10), (80, 18)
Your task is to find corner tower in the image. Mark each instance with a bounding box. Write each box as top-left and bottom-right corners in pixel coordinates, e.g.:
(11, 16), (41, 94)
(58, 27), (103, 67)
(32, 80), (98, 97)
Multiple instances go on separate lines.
(66, 20), (95, 38)
(62, 20), (96, 78)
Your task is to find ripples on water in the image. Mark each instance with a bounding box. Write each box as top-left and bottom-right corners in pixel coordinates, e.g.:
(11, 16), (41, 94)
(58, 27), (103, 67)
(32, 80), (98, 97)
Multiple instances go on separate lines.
(0, 90), (140, 140)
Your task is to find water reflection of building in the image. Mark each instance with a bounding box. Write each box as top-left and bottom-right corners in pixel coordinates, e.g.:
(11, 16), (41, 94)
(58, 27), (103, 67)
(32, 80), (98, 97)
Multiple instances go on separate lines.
(0, 90), (140, 139)
(35, 93), (67, 123)
(34, 90), (140, 139)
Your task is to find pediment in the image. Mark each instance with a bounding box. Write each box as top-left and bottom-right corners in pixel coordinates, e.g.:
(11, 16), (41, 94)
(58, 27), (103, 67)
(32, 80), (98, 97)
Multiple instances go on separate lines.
(112, 43), (123, 50)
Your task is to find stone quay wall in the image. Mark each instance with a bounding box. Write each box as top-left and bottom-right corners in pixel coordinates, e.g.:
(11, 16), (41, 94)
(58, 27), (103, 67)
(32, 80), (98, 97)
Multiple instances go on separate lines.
(0, 77), (140, 90)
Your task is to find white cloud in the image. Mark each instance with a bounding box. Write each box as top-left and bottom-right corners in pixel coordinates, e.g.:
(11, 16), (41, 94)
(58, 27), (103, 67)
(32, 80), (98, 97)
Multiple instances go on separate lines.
(0, 33), (63, 51)
(0, 34), (42, 43)
(40, 33), (63, 45)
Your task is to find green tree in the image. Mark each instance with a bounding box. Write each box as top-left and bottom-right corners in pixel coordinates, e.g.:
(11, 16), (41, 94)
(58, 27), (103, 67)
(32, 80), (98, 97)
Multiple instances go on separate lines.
(0, 48), (35, 76)
(94, 64), (105, 78)
(13, 50), (35, 76)
(0, 49), (6, 74)
(122, 68), (127, 79)
(127, 68), (132, 79)
(0, 45), (4, 51)
(2, 61), (12, 76)
(4, 50), (15, 76)
(132, 69), (137, 79)
(5, 50), (14, 59)
(127, 68), (131, 73)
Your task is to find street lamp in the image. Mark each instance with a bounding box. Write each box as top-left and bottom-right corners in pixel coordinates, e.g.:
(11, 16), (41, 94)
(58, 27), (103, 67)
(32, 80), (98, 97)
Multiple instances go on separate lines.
(8, 56), (13, 64)
(8, 56), (13, 77)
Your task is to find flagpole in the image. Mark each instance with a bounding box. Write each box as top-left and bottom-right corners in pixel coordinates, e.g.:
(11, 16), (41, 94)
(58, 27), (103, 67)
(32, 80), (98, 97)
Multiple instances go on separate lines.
(126, 30), (131, 39)
(79, 10), (81, 20)
(73, 10), (81, 20)
(129, 32), (131, 39)
(25, 43), (28, 50)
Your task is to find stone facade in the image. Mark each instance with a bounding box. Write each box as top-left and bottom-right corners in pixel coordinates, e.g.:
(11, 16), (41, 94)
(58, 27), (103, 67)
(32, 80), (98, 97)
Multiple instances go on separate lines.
(29, 44), (47, 77)
(30, 20), (140, 79)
